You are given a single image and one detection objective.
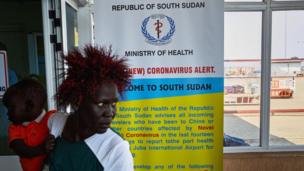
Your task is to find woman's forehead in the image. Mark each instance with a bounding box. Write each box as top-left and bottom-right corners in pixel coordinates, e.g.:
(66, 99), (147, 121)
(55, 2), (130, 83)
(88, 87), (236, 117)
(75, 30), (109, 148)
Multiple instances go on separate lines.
(94, 82), (119, 99)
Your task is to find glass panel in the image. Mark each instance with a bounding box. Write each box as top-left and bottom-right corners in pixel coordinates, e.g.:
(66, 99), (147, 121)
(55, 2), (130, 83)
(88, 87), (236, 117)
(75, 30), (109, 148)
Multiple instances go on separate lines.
(66, 3), (78, 51)
(270, 10), (304, 146)
(224, 12), (262, 147)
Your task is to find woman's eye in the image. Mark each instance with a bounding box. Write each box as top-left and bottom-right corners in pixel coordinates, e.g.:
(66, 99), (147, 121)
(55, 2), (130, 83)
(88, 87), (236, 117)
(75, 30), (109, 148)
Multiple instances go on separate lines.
(97, 102), (104, 107)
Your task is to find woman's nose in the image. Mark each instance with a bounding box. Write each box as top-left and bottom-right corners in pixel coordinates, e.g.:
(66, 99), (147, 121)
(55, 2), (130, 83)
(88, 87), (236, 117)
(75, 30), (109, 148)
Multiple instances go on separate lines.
(103, 105), (114, 117)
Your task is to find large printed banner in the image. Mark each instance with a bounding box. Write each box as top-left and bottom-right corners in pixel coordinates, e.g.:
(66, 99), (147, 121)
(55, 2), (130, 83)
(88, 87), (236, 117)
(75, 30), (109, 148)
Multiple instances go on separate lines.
(0, 51), (8, 98)
(94, 0), (223, 170)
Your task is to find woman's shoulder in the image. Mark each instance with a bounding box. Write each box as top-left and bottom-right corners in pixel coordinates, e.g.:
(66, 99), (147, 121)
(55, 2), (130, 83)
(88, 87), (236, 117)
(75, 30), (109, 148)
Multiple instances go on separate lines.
(86, 129), (127, 148)
(85, 129), (133, 171)
(85, 129), (131, 158)
(107, 128), (125, 144)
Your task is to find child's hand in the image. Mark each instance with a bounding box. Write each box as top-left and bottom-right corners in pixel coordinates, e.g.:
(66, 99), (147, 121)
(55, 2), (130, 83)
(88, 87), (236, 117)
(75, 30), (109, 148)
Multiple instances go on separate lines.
(44, 134), (55, 153)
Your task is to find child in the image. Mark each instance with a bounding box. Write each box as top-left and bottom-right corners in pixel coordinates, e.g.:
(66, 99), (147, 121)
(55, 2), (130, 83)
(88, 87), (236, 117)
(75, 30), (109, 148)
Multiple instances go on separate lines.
(2, 78), (55, 171)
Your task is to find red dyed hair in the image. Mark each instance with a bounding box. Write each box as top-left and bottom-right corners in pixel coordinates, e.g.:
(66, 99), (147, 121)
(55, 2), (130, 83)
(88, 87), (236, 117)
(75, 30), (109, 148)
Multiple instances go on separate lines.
(56, 45), (131, 107)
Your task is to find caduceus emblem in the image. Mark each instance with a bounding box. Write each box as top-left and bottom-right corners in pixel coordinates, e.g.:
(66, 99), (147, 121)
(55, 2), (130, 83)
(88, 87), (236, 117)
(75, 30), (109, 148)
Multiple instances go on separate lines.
(154, 19), (163, 39)
(141, 14), (175, 45)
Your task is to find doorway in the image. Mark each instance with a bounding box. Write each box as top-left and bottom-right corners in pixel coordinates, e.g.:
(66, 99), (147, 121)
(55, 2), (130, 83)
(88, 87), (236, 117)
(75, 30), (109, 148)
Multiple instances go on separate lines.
(0, 0), (46, 156)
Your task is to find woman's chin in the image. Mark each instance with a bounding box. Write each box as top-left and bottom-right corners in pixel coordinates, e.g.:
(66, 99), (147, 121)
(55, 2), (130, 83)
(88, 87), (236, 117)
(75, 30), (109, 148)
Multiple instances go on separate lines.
(96, 127), (108, 134)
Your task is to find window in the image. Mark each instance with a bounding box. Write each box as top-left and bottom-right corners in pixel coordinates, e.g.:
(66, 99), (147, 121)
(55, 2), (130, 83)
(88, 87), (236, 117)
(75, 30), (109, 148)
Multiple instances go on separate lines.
(224, 12), (262, 147)
(224, 0), (304, 151)
(270, 10), (304, 146)
(66, 3), (78, 51)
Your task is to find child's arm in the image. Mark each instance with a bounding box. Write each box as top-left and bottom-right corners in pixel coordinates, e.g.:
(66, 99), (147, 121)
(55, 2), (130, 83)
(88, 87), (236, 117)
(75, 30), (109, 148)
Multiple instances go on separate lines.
(10, 139), (46, 158)
(9, 134), (55, 158)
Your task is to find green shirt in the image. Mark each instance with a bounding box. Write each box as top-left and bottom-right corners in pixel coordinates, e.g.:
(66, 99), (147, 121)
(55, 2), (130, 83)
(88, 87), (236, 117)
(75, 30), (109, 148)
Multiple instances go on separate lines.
(48, 138), (104, 171)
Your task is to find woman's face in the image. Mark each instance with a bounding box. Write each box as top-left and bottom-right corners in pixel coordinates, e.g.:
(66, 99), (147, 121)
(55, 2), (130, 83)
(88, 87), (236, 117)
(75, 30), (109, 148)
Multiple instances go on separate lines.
(80, 82), (119, 134)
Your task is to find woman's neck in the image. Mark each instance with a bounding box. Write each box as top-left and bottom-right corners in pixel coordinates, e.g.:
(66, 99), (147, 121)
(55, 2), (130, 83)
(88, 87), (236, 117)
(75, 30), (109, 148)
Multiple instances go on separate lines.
(62, 112), (95, 142)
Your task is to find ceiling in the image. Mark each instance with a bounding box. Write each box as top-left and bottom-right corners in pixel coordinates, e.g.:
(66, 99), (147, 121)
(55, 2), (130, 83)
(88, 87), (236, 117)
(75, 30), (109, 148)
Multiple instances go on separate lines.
(0, 0), (40, 2)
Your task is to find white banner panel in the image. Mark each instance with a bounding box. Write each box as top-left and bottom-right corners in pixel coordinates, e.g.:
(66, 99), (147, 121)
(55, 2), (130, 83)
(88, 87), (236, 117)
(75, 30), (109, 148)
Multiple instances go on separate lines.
(94, 1), (223, 171)
(94, 0), (223, 78)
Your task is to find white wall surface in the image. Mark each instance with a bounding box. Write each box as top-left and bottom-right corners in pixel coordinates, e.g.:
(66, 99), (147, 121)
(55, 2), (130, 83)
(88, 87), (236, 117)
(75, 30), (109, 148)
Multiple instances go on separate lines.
(78, 5), (94, 47)
(0, 156), (22, 171)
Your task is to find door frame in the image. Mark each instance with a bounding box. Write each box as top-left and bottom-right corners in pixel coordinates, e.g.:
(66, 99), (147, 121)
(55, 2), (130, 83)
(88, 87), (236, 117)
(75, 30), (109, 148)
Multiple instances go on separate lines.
(41, 0), (79, 109)
(42, 0), (58, 109)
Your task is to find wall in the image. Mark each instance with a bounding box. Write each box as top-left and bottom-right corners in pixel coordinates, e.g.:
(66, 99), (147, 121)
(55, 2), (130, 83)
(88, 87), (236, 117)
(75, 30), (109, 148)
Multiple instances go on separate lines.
(224, 152), (304, 171)
(0, 1), (43, 78)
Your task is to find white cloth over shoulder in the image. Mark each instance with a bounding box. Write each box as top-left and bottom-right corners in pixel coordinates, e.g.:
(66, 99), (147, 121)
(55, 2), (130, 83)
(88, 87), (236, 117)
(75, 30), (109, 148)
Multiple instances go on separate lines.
(48, 112), (67, 138)
(85, 131), (134, 171)
(48, 112), (134, 171)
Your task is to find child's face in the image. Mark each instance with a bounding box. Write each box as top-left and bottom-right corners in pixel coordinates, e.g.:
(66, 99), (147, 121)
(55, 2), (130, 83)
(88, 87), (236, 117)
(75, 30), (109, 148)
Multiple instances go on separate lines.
(6, 95), (41, 125)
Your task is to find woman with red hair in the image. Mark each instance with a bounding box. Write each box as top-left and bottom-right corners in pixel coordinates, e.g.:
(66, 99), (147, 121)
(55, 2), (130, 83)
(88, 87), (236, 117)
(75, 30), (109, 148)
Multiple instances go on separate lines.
(47, 45), (133, 171)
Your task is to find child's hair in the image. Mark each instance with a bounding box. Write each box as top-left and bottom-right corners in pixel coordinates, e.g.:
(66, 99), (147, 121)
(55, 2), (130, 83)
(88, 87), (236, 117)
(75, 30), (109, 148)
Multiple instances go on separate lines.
(0, 42), (7, 51)
(56, 45), (131, 108)
(2, 79), (47, 110)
